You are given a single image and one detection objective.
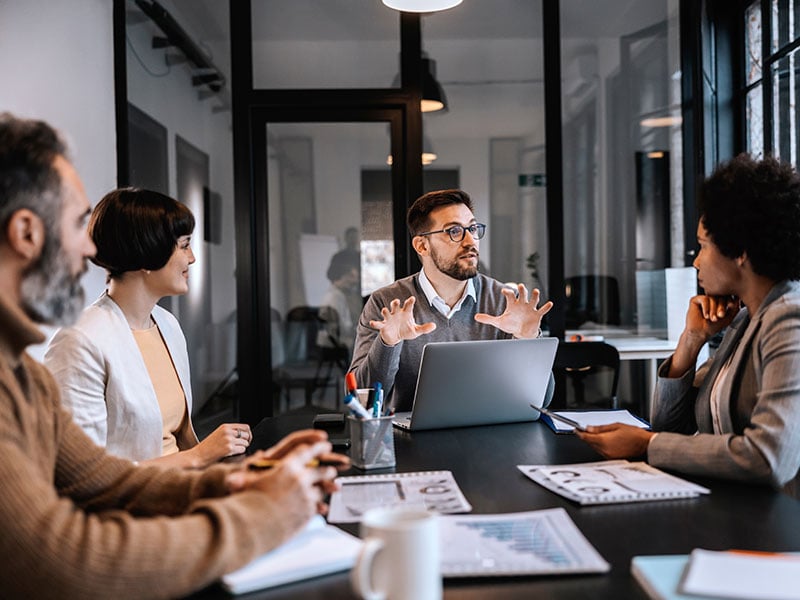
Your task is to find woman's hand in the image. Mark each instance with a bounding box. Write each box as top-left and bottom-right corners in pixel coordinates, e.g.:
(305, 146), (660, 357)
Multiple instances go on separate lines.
(668, 294), (740, 377)
(575, 423), (655, 459)
(191, 423), (252, 467)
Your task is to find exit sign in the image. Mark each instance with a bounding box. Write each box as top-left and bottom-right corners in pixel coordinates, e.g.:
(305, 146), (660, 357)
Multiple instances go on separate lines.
(519, 173), (546, 187)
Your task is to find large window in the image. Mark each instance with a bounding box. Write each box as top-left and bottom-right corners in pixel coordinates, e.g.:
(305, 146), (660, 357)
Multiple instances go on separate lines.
(744, 0), (800, 165)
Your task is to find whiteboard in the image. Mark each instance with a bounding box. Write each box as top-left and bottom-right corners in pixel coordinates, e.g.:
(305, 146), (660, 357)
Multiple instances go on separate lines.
(299, 233), (339, 306)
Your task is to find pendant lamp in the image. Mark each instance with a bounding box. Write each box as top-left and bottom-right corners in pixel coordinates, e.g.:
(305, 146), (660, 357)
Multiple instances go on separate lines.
(382, 0), (463, 13)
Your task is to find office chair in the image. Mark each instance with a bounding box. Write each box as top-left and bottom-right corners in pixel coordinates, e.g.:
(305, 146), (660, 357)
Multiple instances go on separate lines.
(553, 341), (620, 409)
(272, 306), (346, 411)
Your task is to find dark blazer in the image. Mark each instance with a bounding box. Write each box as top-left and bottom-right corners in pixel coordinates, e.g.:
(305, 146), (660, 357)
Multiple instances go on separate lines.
(648, 280), (800, 489)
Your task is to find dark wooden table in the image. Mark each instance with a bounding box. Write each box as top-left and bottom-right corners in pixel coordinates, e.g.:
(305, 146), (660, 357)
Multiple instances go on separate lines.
(194, 412), (800, 599)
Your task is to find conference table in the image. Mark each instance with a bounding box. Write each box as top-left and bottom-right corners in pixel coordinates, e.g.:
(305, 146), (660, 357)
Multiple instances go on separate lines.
(194, 412), (800, 599)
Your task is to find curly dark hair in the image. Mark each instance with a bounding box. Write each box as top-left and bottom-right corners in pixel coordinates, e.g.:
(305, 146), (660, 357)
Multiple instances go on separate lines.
(699, 154), (800, 281)
(406, 189), (474, 237)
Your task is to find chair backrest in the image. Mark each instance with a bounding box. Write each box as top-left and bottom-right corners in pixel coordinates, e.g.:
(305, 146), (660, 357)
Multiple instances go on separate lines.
(564, 275), (621, 328)
(553, 341), (621, 407)
(284, 306), (325, 362)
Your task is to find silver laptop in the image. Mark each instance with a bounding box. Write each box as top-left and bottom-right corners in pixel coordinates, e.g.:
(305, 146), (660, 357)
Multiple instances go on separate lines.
(392, 337), (558, 431)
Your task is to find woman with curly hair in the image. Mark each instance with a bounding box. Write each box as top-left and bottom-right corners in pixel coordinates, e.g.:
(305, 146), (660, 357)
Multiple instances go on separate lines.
(578, 154), (800, 491)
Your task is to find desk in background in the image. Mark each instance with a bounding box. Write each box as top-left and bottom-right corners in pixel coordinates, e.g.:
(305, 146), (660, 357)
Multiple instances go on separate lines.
(192, 415), (800, 599)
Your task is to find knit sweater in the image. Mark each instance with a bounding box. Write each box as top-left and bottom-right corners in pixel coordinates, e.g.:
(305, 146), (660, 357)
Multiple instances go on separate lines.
(0, 294), (306, 599)
(350, 272), (547, 411)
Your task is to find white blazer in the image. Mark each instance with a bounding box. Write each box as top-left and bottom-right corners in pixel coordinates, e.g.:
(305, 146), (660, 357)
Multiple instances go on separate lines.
(44, 292), (197, 461)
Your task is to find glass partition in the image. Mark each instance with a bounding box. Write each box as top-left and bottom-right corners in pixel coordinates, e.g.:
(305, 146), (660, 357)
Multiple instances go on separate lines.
(125, 0), (238, 430)
(267, 122), (392, 414)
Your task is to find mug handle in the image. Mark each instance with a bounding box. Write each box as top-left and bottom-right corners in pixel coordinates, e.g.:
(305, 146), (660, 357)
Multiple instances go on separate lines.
(351, 537), (387, 600)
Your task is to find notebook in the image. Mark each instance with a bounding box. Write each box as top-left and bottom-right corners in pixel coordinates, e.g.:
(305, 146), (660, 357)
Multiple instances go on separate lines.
(392, 337), (558, 431)
(221, 516), (361, 595)
(518, 460), (710, 505)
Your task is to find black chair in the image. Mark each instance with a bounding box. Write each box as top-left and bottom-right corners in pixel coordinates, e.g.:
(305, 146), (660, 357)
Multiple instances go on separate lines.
(564, 275), (621, 328)
(272, 306), (347, 410)
(553, 341), (620, 409)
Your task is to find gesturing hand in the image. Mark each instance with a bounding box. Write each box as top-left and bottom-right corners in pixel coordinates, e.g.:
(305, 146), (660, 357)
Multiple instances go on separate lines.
(369, 296), (436, 346)
(474, 284), (553, 339)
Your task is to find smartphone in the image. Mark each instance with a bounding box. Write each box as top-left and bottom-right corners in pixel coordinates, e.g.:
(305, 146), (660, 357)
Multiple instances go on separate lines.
(329, 437), (351, 451)
(312, 413), (345, 430)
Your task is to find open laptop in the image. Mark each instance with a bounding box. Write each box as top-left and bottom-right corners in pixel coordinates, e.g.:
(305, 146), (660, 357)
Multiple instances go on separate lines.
(392, 337), (558, 431)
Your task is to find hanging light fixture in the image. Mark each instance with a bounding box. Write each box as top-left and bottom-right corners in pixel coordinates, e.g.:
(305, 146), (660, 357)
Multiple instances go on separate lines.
(387, 136), (438, 166)
(421, 57), (447, 112)
(391, 54), (448, 112)
(382, 0), (463, 13)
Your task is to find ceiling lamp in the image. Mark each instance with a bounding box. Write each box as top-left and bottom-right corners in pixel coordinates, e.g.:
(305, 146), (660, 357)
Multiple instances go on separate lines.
(387, 136), (438, 166)
(421, 57), (447, 112)
(382, 0), (463, 13)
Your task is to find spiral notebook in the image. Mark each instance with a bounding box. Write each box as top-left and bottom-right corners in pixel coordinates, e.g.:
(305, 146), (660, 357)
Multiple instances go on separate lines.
(518, 460), (710, 505)
(326, 470), (472, 523)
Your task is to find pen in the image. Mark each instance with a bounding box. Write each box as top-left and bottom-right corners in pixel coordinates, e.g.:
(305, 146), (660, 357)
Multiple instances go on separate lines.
(529, 405), (588, 432)
(248, 458), (343, 471)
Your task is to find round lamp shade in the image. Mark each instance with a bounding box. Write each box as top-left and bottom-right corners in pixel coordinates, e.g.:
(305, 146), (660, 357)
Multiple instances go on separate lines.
(382, 0), (463, 13)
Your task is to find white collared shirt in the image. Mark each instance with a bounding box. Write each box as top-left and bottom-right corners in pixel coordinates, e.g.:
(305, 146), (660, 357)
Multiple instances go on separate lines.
(418, 268), (476, 319)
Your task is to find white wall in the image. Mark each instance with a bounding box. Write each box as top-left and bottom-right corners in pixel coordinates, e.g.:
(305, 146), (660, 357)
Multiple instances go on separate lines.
(0, 0), (116, 359)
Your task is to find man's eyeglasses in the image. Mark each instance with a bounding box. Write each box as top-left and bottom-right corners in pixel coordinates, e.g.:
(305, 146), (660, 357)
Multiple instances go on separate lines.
(417, 223), (487, 242)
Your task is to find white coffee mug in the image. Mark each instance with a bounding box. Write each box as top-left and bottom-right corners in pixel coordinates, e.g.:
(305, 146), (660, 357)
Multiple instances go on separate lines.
(351, 507), (441, 600)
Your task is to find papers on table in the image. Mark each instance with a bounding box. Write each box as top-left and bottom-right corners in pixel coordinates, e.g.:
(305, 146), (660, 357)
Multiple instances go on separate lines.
(680, 549), (800, 600)
(440, 509), (609, 577)
(519, 460), (710, 505)
(631, 550), (800, 600)
(539, 409), (650, 433)
(221, 516), (361, 595)
(327, 470), (472, 524)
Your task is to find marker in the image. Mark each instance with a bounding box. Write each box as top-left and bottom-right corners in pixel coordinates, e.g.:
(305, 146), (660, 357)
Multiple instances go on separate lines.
(372, 382), (383, 417)
(530, 405), (588, 432)
(248, 458), (343, 471)
(345, 372), (358, 394)
(345, 392), (372, 419)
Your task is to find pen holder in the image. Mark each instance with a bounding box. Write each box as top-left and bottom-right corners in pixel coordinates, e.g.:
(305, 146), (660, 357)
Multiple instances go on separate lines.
(348, 415), (396, 470)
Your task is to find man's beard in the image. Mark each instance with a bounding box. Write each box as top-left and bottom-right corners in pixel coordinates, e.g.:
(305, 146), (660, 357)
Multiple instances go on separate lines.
(20, 236), (85, 326)
(430, 244), (479, 281)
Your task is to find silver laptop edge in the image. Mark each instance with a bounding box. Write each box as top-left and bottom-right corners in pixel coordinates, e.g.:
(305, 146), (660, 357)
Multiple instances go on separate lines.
(393, 337), (558, 431)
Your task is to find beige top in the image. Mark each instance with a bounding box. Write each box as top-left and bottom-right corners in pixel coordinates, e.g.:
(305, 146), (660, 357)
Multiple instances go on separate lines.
(133, 325), (188, 456)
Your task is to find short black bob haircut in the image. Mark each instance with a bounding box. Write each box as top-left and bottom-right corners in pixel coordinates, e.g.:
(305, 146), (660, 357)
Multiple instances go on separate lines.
(406, 189), (474, 237)
(699, 154), (800, 283)
(89, 188), (195, 280)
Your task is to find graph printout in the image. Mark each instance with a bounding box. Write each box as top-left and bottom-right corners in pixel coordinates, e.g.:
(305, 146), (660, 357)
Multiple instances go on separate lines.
(439, 508), (610, 577)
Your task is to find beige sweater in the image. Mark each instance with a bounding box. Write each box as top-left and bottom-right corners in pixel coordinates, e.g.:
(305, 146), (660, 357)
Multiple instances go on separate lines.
(0, 295), (305, 599)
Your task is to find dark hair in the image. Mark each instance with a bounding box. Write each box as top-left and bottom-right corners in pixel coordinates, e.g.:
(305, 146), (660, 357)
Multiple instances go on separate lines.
(89, 188), (195, 279)
(700, 154), (800, 282)
(406, 189), (474, 237)
(0, 113), (66, 241)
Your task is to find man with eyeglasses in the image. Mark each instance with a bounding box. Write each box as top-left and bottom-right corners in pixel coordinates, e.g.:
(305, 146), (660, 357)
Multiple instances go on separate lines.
(349, 189), (554, 412)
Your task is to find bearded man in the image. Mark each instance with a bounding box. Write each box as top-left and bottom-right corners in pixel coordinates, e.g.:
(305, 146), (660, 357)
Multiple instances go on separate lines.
(0, 113), (346, 599)
(348, 189), (554, 411)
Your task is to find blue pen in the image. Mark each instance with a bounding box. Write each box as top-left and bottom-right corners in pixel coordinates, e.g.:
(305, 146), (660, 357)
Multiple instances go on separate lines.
(372, 382), (383, 418)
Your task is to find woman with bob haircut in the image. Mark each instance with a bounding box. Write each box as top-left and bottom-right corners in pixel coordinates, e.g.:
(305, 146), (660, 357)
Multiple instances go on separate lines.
(577, 154), (800, 492)
(45, 188), (252, 467)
